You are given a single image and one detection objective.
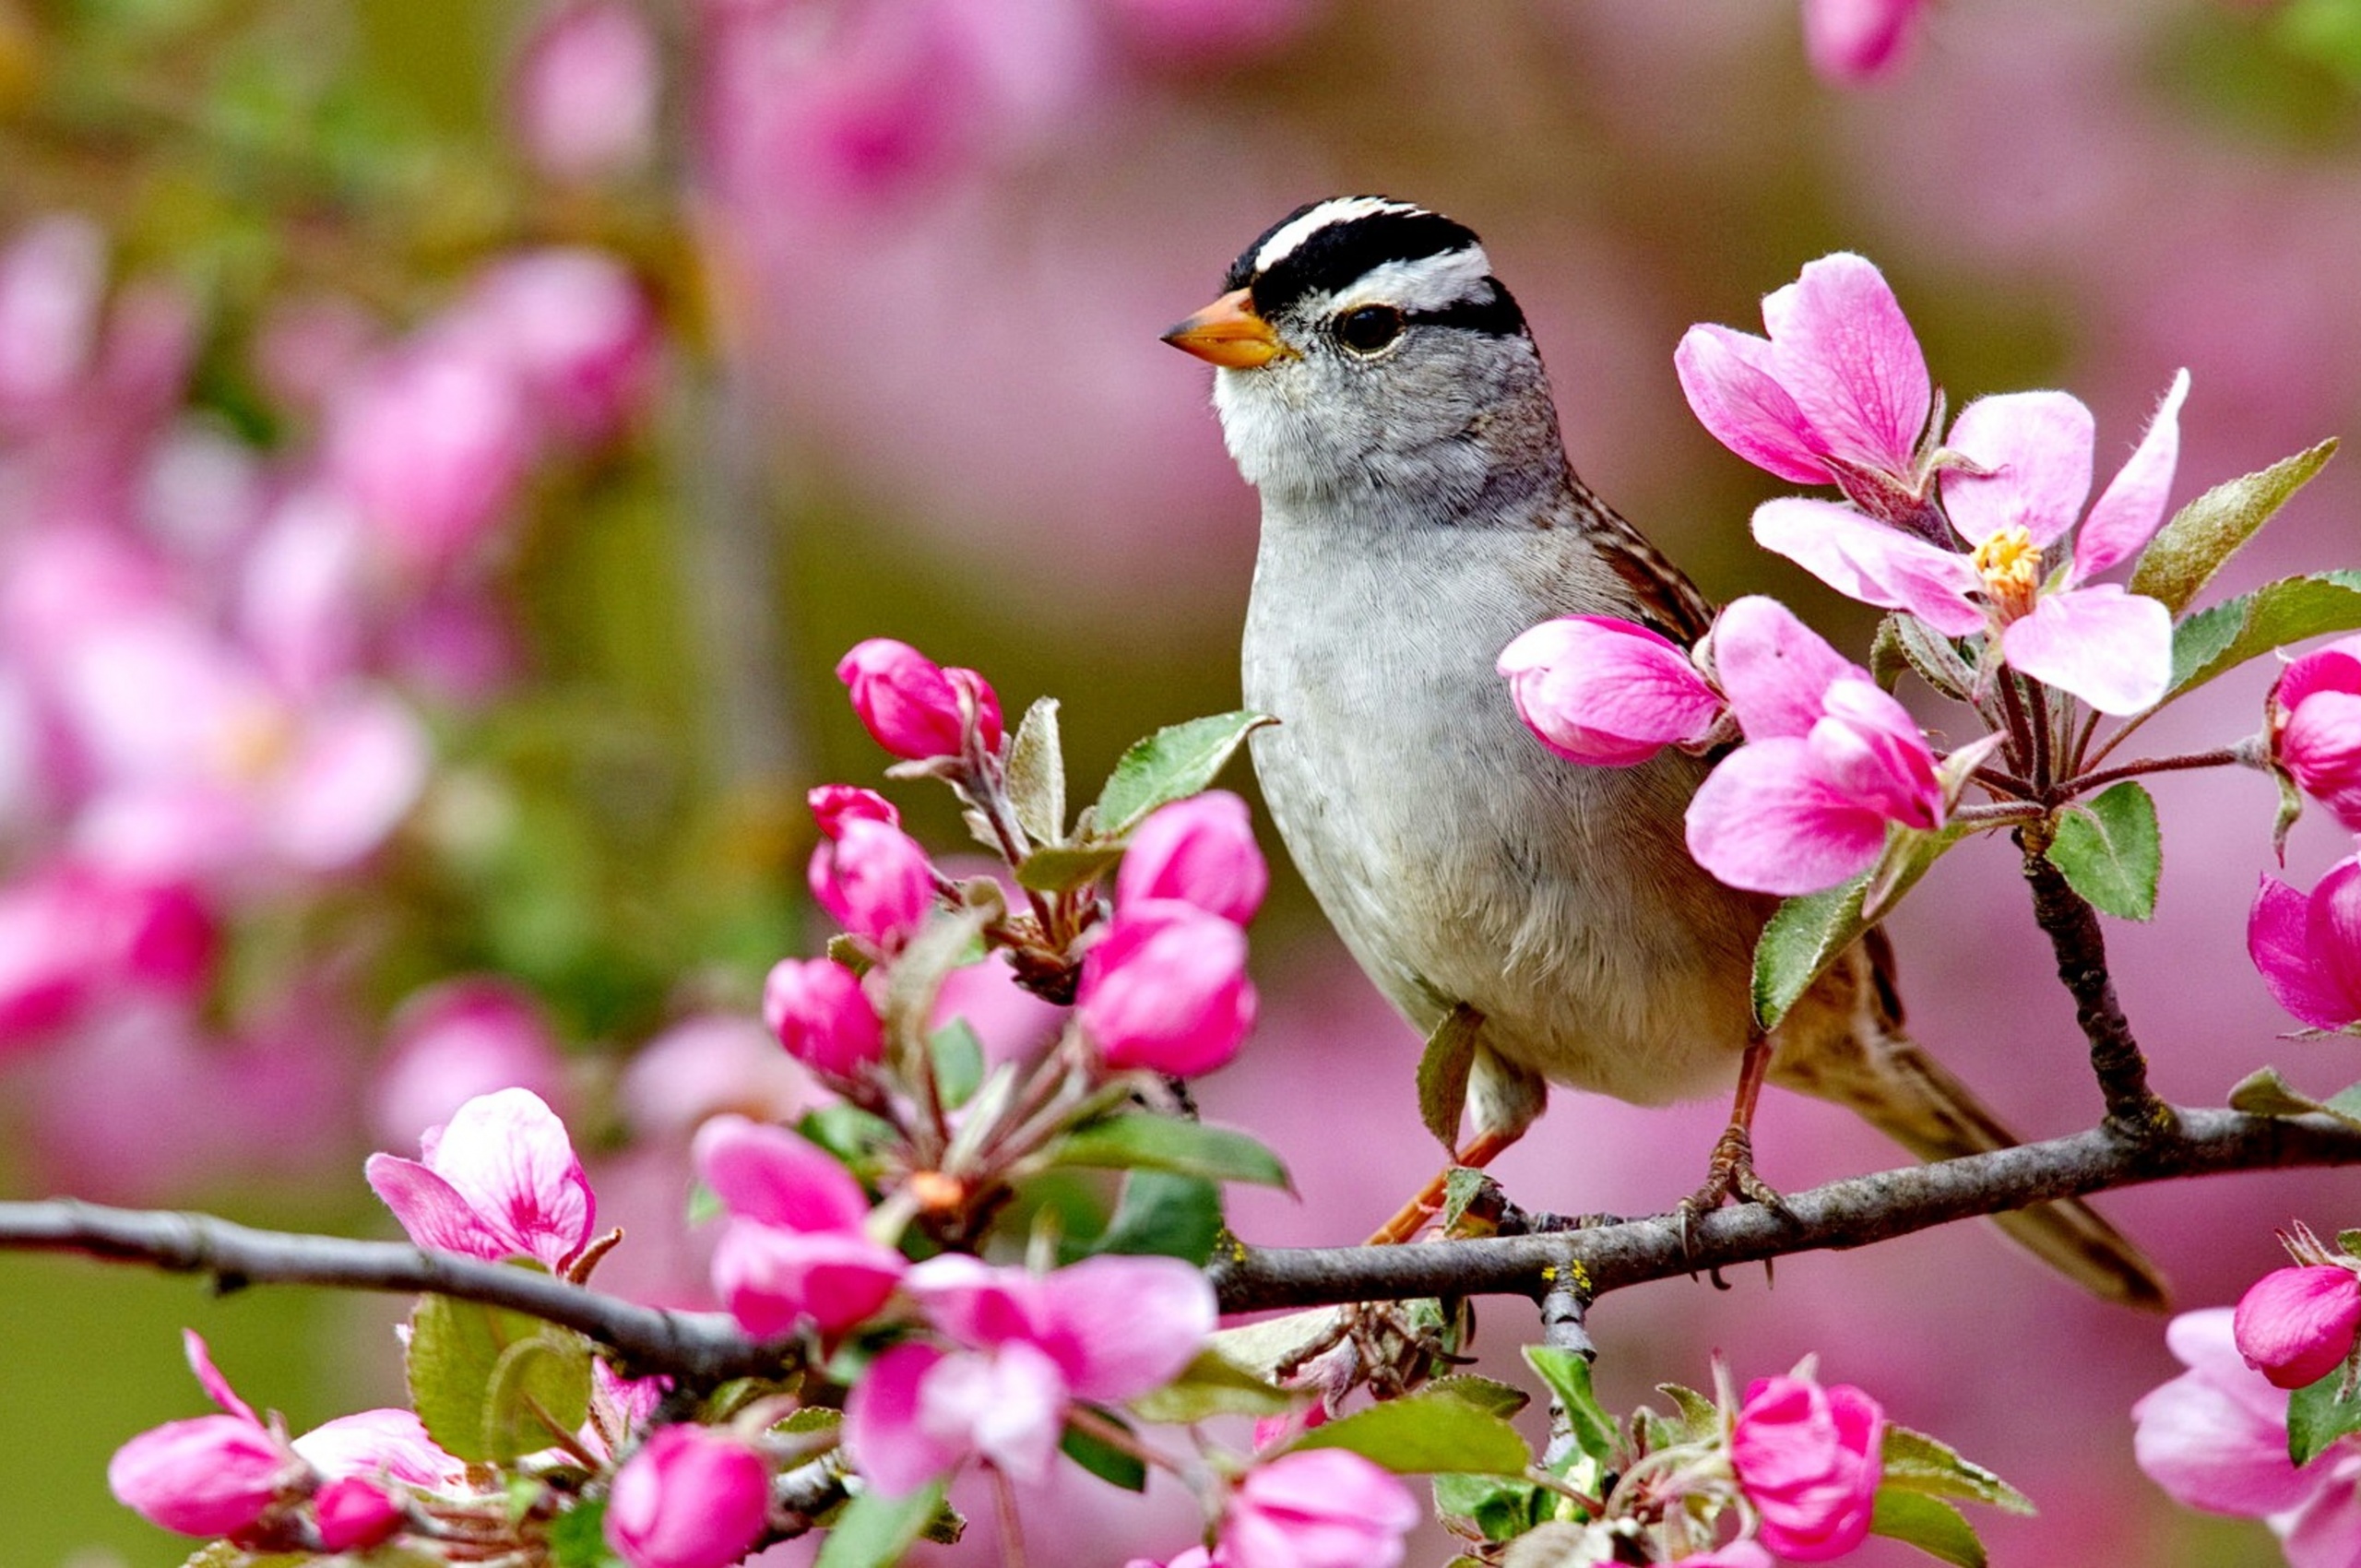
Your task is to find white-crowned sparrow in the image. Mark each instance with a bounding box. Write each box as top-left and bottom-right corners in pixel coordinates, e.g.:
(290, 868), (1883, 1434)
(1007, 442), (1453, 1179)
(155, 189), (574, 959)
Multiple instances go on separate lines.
(1164, 196), (2164, 1307)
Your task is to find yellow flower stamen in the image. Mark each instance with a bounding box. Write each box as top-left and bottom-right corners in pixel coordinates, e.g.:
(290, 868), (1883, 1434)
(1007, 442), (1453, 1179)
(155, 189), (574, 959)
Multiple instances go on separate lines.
(1971, 526), (2042, 622)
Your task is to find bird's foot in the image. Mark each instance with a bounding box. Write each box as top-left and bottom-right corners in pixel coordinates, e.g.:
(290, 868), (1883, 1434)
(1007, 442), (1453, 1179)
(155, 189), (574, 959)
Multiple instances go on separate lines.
(1676, 1123), (1789, 1253)
(1368, 1130), (1519, 1245)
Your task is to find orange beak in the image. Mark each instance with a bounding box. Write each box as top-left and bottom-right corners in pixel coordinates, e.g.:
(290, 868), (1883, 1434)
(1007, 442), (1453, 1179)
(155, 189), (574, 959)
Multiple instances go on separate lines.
(1160, 287), (1291, 369)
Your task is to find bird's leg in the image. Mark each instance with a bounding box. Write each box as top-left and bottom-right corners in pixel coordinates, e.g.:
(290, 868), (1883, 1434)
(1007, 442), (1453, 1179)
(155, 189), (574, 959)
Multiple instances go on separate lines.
(1677, 1033), (1788, 1245)
(1367, 1127), (1522, 1245)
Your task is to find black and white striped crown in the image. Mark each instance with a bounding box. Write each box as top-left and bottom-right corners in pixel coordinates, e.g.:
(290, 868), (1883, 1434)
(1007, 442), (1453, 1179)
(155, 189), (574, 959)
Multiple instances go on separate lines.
(1223, 196), (1525, 336)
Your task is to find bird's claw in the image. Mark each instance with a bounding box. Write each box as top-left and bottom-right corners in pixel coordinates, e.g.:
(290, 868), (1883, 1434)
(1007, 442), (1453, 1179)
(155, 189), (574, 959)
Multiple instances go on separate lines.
(1676, 1124), (1789, 1261)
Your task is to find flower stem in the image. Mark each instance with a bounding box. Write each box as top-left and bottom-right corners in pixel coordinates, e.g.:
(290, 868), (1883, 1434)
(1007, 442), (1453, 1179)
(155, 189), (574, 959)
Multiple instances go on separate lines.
(2015, 826), (2175, 1141)
(2065, 746), (2244, 798)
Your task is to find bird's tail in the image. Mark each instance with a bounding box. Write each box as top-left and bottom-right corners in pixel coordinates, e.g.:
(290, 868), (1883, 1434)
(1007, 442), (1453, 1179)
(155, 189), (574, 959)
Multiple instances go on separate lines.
(1770, 934), (2168, 1312)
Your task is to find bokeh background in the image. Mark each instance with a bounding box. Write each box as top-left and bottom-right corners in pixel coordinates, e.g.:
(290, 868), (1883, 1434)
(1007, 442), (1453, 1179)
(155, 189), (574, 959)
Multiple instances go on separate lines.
(3, 0), (2359, 1562)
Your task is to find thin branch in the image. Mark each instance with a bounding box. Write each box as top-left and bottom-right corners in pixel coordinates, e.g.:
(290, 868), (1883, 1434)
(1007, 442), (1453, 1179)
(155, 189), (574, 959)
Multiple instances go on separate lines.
(1536, 1279), (1596, 1469)
(1209, 1106), (2361, 1313)
(0, 1201), (789, 1386)
(2016, 828), (2175, 1137)
(2066, 747), (2246, 798)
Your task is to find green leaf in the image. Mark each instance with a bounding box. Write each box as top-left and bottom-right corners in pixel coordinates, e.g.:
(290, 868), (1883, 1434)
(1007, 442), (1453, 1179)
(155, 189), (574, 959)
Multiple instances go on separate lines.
(1006, 697), (1068, 845)
(2168, 570), (2361, 700)
(1655, 1383), (1722, 1443)
(780, 1407), (845, 1435)
(1425, 1374), (1532, 1420)
(1050, 1113), (1291, 1190)
(1440, 1167), (1496, 1232)
(799, 1104), (897, 1167)
(825, 934), (873, 975)
(1092, 711), (1275, 837)
(1130, 1348), (1295, 1423)
(407, 1294), (591, 1463)
(548, 1499), (626, 1568)
(1014, 840), (1126, 895)
(2341, 1229), (2361, 1260)
(2328, 1082), (2361, 1124)
(2131, 439), (2338, 613)
(1293, 1392), (1534, 1475)
(1431, 1473), (1549, 1541)
(928, 1020), (985, 1110)
(2228, 1065), (2326, 1117)
(1881, 1425), (2035, 1514)
(1750, 825), (1965, 1028)
(1885, 614), (1977, 701)
(1870, 1488), (1988, 1568)
(880, 909), (991, 1066)
(1522, 1347), (1618, 1465)
(1208, 1308), (1348, 1383)
(1088, 1170), (1224, 1265)
(814, 1481), (950, 1568)
(2044, 781), (2161, 921)
(1062, 1408), (1148, 1491)
(1416, 1005), (1482, 1153)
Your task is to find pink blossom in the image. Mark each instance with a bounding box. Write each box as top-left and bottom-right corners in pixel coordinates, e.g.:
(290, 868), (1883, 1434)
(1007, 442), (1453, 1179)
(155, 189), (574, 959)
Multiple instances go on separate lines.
(1753, 371), (2189, 714)
(836, 637), (1003, 760)
(1498, 614), (1726, 766)
(313, 1477), (405, 1552)
(2248, 856), (2361, 1033)
(455, 249), (658, 445)
(1684, 597), (1945, 896)
(0, 860), (215, 1056)
(2275, 636), (2361, 831)
(1675, 253), (1930, 493)
(513, 0), (659, 183)
(291, 1408), (466, 1490)
(809, 783), (900, 837)
(1219, 1448), (1420, 1568)
(1800, 0), (1928, 85)
(2238, 1266), (2361, 1390)
(371, 978), (571, 1148)
(845, 1253), (1214, 1495)
(2134, 1308), (2361, 1565)
(808, 815), (937, 949)
(325, 339), (533, 572)
(762, 957), (885, 1078)
(1729, 1372), (1885, 1562)
(694, 1114), (905, 1337)
(365, 1087), (599, 1271)
(1117, 791), (1268, 924)
(0, 215), (106, 422)
(604, 1425), (772, 1568)
(618, 1013), (812, 1143)
(1076, 898), (1257, 1075)
(106, 1332), (301, 1539)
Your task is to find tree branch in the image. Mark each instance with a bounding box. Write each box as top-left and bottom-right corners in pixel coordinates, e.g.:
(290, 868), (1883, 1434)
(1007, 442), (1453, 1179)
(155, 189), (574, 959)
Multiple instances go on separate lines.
(10, 1108), (2361, 1368)
(2016, 831), (2174, 1137)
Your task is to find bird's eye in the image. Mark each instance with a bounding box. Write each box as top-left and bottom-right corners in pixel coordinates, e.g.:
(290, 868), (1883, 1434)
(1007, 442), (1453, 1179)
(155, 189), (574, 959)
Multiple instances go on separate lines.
(1335, 305), (1406, 355)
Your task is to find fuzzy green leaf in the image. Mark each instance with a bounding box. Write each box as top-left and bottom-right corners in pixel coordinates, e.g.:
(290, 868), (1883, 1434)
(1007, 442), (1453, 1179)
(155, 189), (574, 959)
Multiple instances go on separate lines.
(1014, 841), (1126, 894)
(1293, 1393), (1534, 1475)
(1523, 1346), (1618, 1465)
(1881, 1425), (2035, 1514)
(1062, 1408), (1148, 1491)
(1050, 1113), (1291, 1190)
(1751, 825), (1965, 1028)
(548, 1500), (626, 1568)
(1425, 1374), (1533, 1420)
(408, 1293), (591, 1463)
(2168, 570), (2361, 700)
(1431, 1473), (1548, 1542)
(928, 1020), (985, 1110)
(1655, 1383), (1722, 1443)
(1417, 1005), (1482, 1154)
(1093, 712), (1275, 837)
(1086, 1170), (1224, 1264)
(1870, 1489), (1988, 1568)
(2228, 1066), (2327, 1118)
(814, 1482), (952, 1568)
(1006, 696), (1067, 845)
(1208, 1307), (1348, 1383)
(2131, 439), (2337, 613)
(2045, 781), (2161, 921)
(2291, 1367), (2361, 1466)
(1130, 1349), (1294, 1423)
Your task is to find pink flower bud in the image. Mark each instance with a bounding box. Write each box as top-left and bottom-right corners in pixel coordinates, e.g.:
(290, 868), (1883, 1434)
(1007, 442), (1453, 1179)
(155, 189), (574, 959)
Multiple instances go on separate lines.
(1220, 1448), (1419, 1568)
(1729, 1373), (1884, 1562)
(1076, 900), (1256, 1076)
(2248, 856), (2361, 1034)
(694, 1115), (906, 1338)
(761, 957), (884, 1078)
(371, 977), (570, 1148)
(836, 637), (1003, 760)
(809, 783), (900, 837)
(2235, 1265), (2361, 1390)
(1498, 615), (1726, 766)
(108, 1414), (294, 1538)
(364, 1087), (598, 1271)
(512, 0), (659, 184)
(808, 816), (936, 949)
(314, 1476), (404, 1552)
(1118, 791), (1268, 924)
(603, 1425), (771, 1568)
(2273, 636), (2361, 832)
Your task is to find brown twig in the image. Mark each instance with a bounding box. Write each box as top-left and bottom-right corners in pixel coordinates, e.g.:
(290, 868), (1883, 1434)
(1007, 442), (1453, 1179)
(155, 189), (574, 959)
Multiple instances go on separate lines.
(2016, 827), (2176, 1138)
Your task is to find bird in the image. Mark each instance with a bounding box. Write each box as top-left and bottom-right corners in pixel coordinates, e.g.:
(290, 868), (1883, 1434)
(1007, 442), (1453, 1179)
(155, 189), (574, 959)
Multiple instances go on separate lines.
(1159, 195), (2165, 1308)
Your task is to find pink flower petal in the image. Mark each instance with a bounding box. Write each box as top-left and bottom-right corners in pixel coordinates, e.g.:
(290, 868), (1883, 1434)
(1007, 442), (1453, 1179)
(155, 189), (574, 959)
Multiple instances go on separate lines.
(1941, 390), (2096, 551)
(428, 1088), (596, 1269)
(268, 691), (430, 871)
(1035, 1254), (1217, 1401)
(846, 1343), (966, 1497)
(1761, 253), (1931, 477)
(2278, 637), (2361, 716)
(2248, 871), (2361, 1033)
(364, 1153), (512, 1260)
(1801, 0), (1928, 83)
(1686, 740), (1892, 896)
(294, 1409), (467, 1488)
(1999, 585), (2173, 715)
(1499, 615), (1724, 766)
(2280, 1455), (2361, 1568)
(1674, 325), (1833, 486)
(1709, 596), (1857, 741)
(920, 1340), (1069, 1486)
(1751, 498), (1984, 636)
(2236, 1266), (2361, 1390)
(691, 1113), (872, 1234)
(2133, 1310), (2317, 1516)
(709, 1220), (906, 1338)
(181, 1330), (259, 1426)
(2076, 370), (2190, 580)
(2283, 691), (2361, 831)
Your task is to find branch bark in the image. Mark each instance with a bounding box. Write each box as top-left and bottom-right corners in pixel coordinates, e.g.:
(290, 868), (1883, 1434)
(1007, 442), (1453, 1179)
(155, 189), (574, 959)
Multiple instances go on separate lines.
(7, 1106), (2359, 1372)
(2017, 830), (2175, 1137)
